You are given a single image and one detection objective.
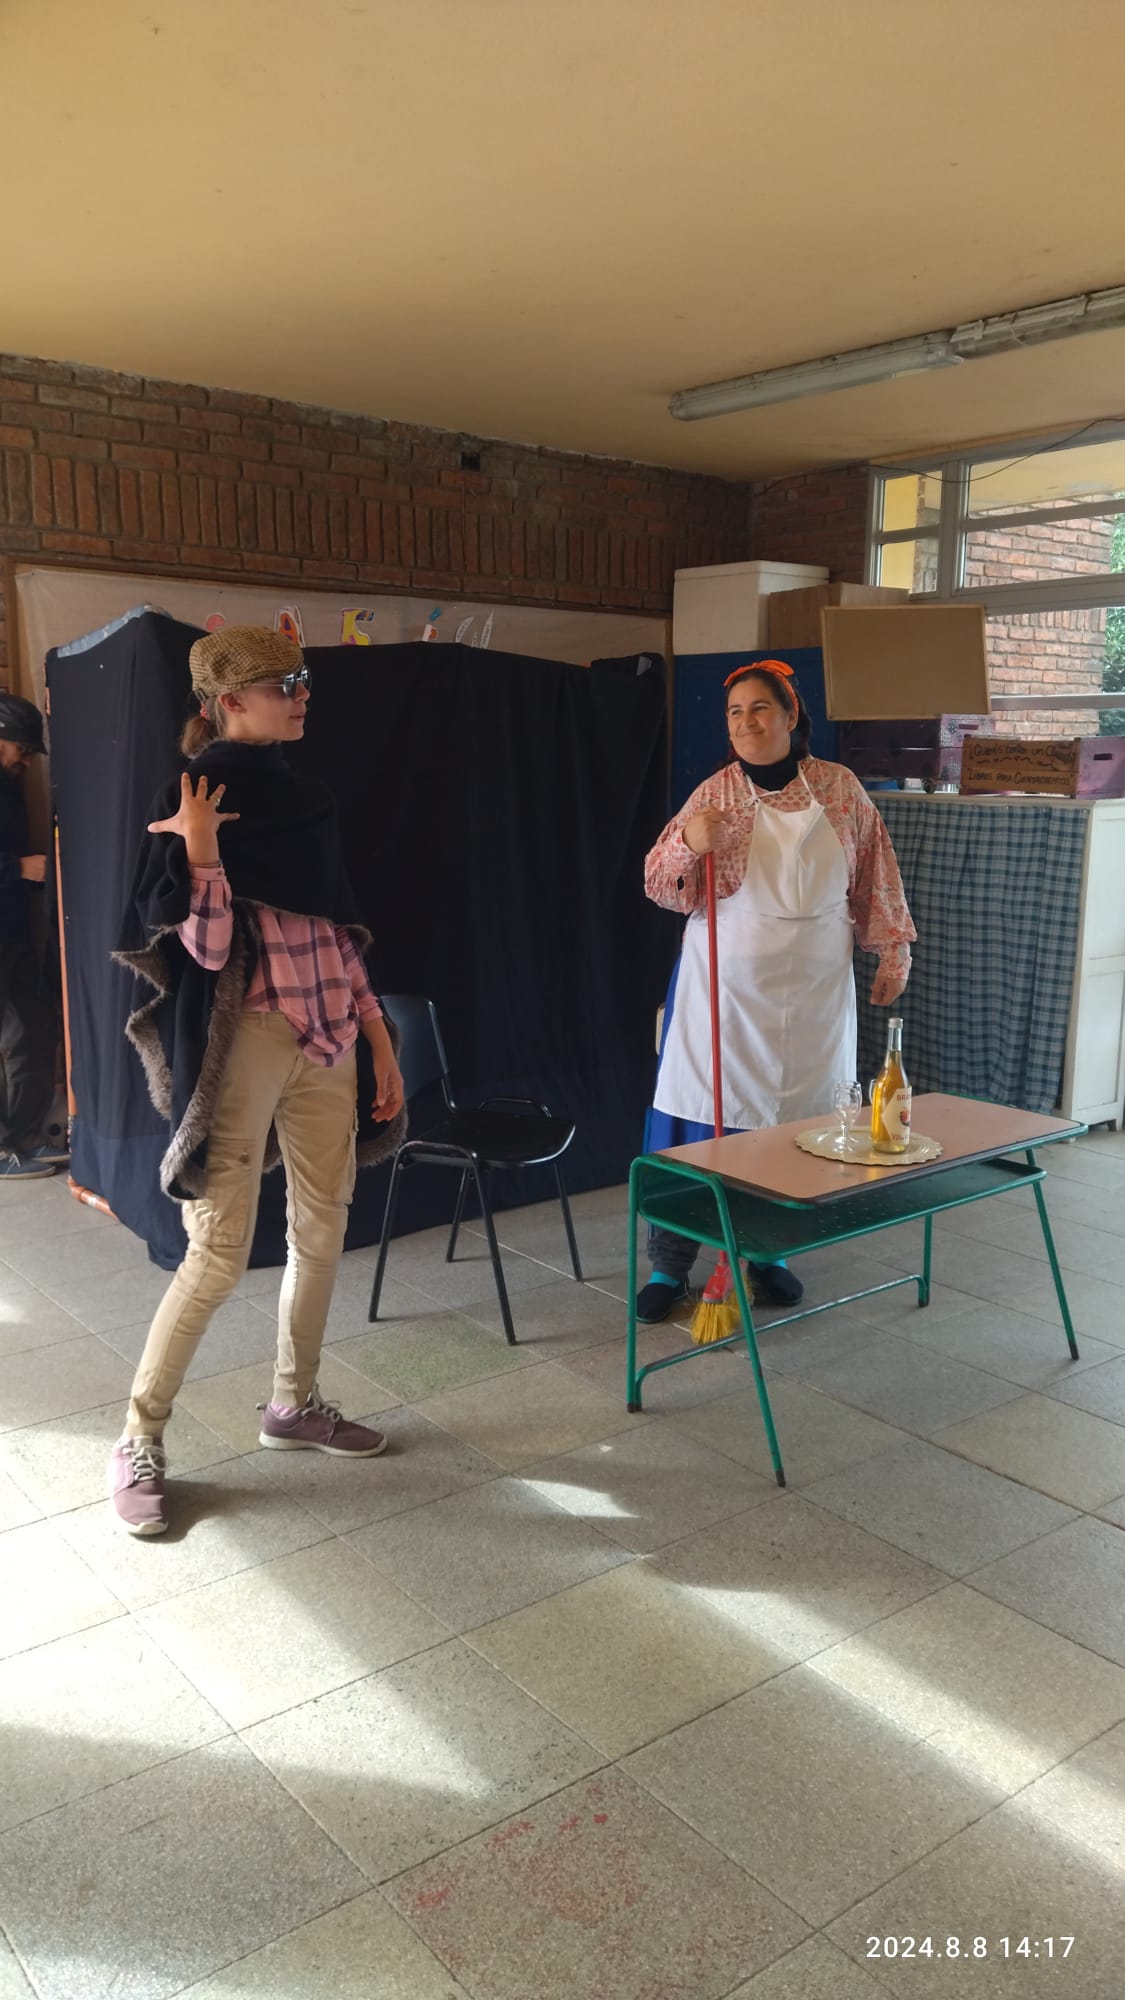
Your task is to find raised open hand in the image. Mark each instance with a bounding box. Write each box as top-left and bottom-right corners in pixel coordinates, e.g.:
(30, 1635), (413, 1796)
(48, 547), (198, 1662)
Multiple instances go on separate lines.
(148, 774), (240, 865)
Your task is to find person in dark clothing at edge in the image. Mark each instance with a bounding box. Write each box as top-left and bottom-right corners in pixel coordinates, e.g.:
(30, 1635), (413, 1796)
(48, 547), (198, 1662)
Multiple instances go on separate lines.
(0, 692), (68, 1180)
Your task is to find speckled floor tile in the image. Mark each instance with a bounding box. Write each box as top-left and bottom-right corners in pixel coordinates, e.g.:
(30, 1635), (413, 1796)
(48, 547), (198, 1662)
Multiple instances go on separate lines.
(466, 1277), (635, 1357)
(968, 1515), (1125, 1667)
(810, 1581), (1125, 1790)
(0, 1284), (90, 1359)
(253, 1403), (500, 1534)
(797, 1332), (1022, 1436)
(828, 1797), (1125, 1997)
(1017, 1719), (1125, 1868)
(560, 1323), (751, 1411)
(41, 1261), (179, 1336)
(0, 1464), (40, 1531)
(242, 1639), (603, 1882)
(0, 1517), (122, 1660)
(671, 1376), (910, 1485)
(465, 1558), (788, 1756)
(0, 1615), (227, 1831)
(331, 1311), (537, 1400)
(1044, 1352), (1125, 1424)
(898, 1299), (1118, 1390)
(625, 1666), (999, 1925)
(519, 1422), (778, 1554)
(0, 1398), (231, 1514)
(936, 1393), (1125, 1510)
(413, 1362), (644, 1469)
(650, 1494), (945, 1664)
(174, 1889), (472, 1998)
(0, 1736), (365, 2000)
(726, 1935), (897, 1999)
(0, 1938), (34, 1998)
(348, 1475), (627, 1630)
(53, 1455), (329, 1612)
(0, 1333), (136, 1432)
(364, 1229), (562, 1314)
(802, 1438), (1075, 1576)
(383, 1769), (808, 2000)
(137, 1538), (448, 1728)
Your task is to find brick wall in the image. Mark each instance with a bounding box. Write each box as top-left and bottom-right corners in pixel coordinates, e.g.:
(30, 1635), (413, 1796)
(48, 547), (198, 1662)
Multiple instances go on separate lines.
(749, 464), (870, 581)
(966, 512), (1115, 740)
(0, 352), (754, 683)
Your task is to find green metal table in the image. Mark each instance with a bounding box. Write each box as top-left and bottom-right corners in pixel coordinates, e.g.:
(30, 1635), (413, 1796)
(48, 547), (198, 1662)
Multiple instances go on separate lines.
(626, 1093), (1086, 1488)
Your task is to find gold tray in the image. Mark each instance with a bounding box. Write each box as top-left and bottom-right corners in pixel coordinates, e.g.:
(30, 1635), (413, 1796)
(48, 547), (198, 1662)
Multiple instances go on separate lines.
(796, 1127), (943, 1168)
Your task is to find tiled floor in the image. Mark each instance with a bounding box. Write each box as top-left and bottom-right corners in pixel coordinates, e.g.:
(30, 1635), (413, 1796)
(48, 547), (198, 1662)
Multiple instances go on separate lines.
(2, 1130), (1125, 1998)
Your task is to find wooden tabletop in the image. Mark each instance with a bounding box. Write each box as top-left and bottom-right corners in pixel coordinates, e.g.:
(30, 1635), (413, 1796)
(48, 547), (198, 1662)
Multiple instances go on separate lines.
(654, 1093), (1086, 1207)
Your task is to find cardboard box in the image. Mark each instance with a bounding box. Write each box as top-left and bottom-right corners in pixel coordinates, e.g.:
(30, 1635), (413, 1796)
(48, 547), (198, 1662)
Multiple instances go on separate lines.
(767, 582), (908, 649)
(839, 715), (994, 786)
(960, 735), (1125, 798)
(821, 604), (989, 720)
(672, 559), (827, 654)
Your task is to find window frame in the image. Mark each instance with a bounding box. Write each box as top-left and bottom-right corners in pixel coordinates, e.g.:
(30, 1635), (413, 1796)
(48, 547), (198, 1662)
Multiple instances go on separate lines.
(866, 422), (1125, 617)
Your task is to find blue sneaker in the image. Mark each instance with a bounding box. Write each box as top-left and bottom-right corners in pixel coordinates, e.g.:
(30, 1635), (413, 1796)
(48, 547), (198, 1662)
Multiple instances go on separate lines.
(25, 1138), (69, 1168)
(0, 1148), (57, 1181)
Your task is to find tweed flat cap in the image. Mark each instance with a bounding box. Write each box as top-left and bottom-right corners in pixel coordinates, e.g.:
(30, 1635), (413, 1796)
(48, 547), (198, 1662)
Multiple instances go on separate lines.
(189, 625), (303, 698)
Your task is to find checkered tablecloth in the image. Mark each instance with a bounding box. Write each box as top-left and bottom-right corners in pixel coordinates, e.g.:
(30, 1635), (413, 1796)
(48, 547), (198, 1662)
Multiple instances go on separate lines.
(855, 796), (1087, 1113)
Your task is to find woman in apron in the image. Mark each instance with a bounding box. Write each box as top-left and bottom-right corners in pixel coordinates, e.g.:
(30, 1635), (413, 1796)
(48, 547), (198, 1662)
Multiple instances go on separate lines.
(637, 660), (915, 1322)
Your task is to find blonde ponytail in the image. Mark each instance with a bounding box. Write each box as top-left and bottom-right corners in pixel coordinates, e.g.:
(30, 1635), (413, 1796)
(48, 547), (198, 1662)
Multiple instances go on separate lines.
(181, 696), (224, 757)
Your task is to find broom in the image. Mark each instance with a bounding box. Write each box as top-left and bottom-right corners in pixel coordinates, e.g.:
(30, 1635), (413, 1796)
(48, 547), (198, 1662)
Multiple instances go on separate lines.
(691, 851), (741, 1345)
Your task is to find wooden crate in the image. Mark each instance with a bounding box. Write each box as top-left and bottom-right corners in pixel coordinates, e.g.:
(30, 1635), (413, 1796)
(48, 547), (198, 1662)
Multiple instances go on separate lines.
(960, 735), (1125, 798)
(839, 715), (993, 786)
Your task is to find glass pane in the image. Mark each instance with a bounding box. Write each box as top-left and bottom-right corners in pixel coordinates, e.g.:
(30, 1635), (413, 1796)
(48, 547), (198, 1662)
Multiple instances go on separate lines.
(879, 471), (942, 533)
(986, 604), (1121, 739)
(873, 534), (938, 592)
(967, 435), (1125, 515)
(966, 509), (1125, 587)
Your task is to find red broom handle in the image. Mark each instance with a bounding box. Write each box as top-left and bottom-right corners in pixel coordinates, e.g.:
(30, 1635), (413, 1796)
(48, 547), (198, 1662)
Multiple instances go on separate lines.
(705, 851), (723, 1137)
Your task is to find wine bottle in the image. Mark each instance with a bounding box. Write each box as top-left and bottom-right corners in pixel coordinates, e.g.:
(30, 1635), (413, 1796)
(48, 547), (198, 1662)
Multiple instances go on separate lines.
(871, 1017), (911, 1155)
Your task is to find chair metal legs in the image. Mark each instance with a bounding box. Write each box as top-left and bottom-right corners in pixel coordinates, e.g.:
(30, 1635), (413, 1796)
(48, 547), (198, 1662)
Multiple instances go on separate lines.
(469, 1162), (518, 1344)
(446, 1170), (470, 1262)
(554, 1164), (584, 1282)
(368, 1152), (406, 1322)
(370, 1149), (579, 1347)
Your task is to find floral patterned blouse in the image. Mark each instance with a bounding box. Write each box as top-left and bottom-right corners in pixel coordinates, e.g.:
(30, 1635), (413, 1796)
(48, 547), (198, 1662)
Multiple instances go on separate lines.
(645, 756), (916, 979)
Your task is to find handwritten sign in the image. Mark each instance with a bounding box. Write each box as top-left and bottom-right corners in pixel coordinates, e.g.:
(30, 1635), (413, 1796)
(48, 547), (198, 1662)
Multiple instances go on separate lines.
(960, 736), (1125, 798)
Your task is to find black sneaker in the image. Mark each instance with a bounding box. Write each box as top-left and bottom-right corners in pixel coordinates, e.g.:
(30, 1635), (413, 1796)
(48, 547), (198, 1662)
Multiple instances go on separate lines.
(748, 1261), (804, 1307)
(635, 1278), (690, 1323)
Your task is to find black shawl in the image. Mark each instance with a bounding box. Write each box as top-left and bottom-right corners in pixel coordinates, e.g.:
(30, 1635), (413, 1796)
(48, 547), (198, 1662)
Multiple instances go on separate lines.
(115, 740), (404, 1200)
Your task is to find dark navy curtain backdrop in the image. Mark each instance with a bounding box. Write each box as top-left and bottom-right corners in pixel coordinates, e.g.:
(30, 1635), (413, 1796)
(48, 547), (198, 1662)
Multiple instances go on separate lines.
(47, 615), (675, 1268)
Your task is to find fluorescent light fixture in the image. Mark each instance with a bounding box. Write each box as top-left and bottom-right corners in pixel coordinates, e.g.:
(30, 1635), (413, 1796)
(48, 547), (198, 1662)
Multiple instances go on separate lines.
(669, 334), (960, 421)
(670, 284), (1125, 421)
(951, 285), (1125, 359)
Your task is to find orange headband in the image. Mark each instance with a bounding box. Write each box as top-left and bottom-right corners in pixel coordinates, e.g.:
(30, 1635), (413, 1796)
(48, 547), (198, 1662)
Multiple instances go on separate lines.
(723, 659), (795, 689)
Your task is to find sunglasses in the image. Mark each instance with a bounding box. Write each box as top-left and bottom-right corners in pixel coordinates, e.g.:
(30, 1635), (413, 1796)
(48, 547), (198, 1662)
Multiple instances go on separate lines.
(255, 664), (311, 699)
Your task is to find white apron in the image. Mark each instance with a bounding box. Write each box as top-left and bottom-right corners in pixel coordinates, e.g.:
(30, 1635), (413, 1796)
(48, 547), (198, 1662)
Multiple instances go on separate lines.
(654, 768), (856, 1128)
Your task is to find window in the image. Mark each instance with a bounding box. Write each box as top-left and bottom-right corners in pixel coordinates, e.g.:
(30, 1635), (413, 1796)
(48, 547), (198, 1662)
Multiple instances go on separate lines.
(868, 429), (1125, 735)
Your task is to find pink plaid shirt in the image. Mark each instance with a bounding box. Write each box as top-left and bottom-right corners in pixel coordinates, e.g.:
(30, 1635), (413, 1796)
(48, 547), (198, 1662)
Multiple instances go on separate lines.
(181, 864), (381, 1067)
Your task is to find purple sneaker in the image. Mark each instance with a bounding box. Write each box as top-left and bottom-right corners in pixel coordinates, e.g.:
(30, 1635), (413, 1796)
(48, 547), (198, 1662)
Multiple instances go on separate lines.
(108, 1438), (168, 1536)
(257, 1388), (388, 1457)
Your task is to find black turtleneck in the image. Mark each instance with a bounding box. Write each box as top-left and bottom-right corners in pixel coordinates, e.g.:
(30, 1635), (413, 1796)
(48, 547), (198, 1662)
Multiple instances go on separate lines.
(735, 745), (804, 792)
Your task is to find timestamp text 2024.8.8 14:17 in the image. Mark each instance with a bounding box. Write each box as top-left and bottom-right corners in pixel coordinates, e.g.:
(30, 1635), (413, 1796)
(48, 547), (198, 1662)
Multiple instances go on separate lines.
(866, 1937), (1075, 1961)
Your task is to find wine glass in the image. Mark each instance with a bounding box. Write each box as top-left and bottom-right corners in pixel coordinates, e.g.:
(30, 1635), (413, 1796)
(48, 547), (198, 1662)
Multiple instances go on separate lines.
(832, 1080), (863, 1155)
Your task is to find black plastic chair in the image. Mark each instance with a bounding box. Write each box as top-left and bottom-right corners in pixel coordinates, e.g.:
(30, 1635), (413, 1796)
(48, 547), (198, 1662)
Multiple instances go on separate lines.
(367, 995), (583, 1344)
